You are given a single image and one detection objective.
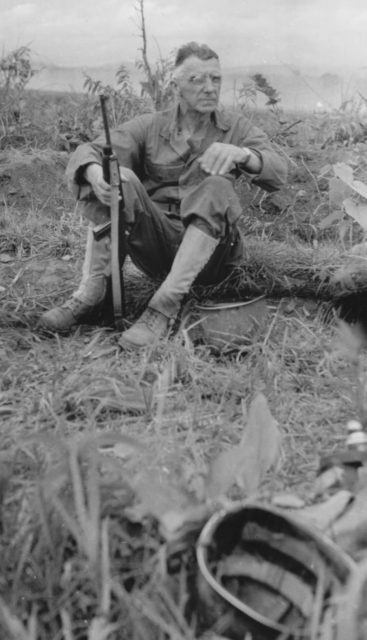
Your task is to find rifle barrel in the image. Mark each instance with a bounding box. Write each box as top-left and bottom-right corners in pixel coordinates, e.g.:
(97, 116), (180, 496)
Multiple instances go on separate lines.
(99, 94), (113, 183)
(99, 94), (112, 148)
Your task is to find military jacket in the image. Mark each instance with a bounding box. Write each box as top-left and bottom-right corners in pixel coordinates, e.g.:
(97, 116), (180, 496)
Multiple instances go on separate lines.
(66, 104), (287, 205)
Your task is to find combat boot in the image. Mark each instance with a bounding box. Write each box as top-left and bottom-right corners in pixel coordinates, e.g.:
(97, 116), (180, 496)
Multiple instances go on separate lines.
(118, 307), (169, 349)
(119, 225), (219, 348)
(40, 227), (111, 332)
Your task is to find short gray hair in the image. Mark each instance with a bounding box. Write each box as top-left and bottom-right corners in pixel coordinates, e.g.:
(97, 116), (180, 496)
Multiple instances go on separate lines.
(175, 42), (219, 67)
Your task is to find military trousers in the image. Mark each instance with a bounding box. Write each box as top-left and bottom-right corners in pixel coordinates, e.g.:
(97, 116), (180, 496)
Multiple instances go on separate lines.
(80, 168), (245, 285)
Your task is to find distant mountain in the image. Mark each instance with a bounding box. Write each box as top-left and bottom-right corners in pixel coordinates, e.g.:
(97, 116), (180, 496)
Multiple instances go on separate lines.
(28, 62), (367, 111)
(29, 61), (138, 94)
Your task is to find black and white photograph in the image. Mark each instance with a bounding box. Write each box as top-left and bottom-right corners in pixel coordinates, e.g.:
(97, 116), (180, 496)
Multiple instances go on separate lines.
(1, 1), (367, 638)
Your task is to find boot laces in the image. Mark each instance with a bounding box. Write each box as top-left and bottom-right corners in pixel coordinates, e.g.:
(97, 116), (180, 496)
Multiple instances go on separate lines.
(62, 297), (91, 314)
(139, 307), (168, 331)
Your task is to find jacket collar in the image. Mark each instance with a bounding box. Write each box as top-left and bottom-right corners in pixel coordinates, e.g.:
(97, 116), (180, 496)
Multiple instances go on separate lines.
(160, 103), (231, 139)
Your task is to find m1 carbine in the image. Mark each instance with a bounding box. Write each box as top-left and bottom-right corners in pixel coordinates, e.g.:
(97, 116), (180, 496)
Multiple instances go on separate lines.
(93, 94), (128, 331)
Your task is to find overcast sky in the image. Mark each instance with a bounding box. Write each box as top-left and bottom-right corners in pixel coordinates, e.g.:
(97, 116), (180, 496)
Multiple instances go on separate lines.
(1, 0), (366, 71)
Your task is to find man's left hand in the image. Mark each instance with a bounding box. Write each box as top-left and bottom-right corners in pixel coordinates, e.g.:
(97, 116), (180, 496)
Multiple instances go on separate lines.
(199, 143), (260, 176)
(199, 143), (249, 175)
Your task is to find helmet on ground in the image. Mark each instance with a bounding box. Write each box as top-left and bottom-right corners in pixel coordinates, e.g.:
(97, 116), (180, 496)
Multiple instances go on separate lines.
(196, 503), (355, 639)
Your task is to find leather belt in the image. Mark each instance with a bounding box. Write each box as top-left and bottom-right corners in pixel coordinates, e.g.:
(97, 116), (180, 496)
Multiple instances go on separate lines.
(155, 200), (181, 214)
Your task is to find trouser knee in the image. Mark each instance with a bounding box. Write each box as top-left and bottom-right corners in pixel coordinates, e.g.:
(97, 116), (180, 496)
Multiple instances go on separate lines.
(119, 167), (140, 184)
(181, 175), (242, 238)
(120, 168), (151, 225)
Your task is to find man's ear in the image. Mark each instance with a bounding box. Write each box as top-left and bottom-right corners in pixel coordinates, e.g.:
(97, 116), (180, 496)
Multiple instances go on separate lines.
(170, 76), (178, 89)
(170, 77), (180, 97)
(170, 68), (181, 91)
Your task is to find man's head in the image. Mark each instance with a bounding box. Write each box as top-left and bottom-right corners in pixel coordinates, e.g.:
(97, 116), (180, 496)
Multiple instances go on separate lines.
(172, 42), (221, 115)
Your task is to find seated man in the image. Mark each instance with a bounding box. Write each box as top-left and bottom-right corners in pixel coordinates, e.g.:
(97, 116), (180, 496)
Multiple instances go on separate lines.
(41, 41), (287, 348)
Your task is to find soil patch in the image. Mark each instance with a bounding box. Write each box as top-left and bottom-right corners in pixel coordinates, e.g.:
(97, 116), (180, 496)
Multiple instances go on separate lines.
(0, 148), (73, 213)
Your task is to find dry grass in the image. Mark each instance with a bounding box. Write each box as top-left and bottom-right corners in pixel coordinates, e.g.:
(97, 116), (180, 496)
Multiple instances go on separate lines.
(0, 111), (366, 639)
(0, 260), (358, 638)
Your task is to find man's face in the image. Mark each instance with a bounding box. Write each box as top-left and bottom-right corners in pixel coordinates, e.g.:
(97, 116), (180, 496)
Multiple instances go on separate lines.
(173, 56), (222, 114)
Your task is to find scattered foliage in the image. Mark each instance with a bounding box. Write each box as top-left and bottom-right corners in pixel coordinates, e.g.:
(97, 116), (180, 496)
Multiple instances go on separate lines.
(83, 66), (151, 130)
(134, 0), (174, 109)
(0, 46), (38, 143)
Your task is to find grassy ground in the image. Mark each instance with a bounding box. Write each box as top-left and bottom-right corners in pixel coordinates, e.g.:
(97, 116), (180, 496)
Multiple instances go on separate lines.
(0, 98), (365, 639)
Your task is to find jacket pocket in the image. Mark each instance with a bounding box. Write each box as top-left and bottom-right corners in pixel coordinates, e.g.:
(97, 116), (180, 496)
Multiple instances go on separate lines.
(144, 159), (185, 182)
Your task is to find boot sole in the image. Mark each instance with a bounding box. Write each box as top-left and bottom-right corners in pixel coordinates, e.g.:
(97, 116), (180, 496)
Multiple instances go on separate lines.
(37, 320), (78, 335)
(118, 331), (170, 350)
(118, 336), (153, 350)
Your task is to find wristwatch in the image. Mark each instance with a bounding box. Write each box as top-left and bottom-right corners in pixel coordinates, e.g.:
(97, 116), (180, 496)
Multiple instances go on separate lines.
(240, 147), (252, 167)
(238, 147), (263, 174)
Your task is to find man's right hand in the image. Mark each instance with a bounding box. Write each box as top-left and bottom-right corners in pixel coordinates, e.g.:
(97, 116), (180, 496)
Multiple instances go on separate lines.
(85, 163), (130, 206)
(85, 163), (111, 206)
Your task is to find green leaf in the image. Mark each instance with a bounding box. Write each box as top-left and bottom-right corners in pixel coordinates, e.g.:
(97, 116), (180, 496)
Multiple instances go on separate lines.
(318, 164), (332, 178)
(298, 490), (352, 531)
(350, 179), (367, 199)
(343, 198), (367, 231)
(328, 177), (353, 208)
(333, 162), (354, 186)
(205, 393), (281, 499)
(133, 469), (194, 519)
(272, 493), (305, 509)
(159, 504), (209, 542)
(338, 218), (350, 242)
(238, 393), (281, 495)
(319, 210), (343, 230)
(333, 162), (367, 199)
(333, 319), (367, 362)
(205, 444), (245, 500)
